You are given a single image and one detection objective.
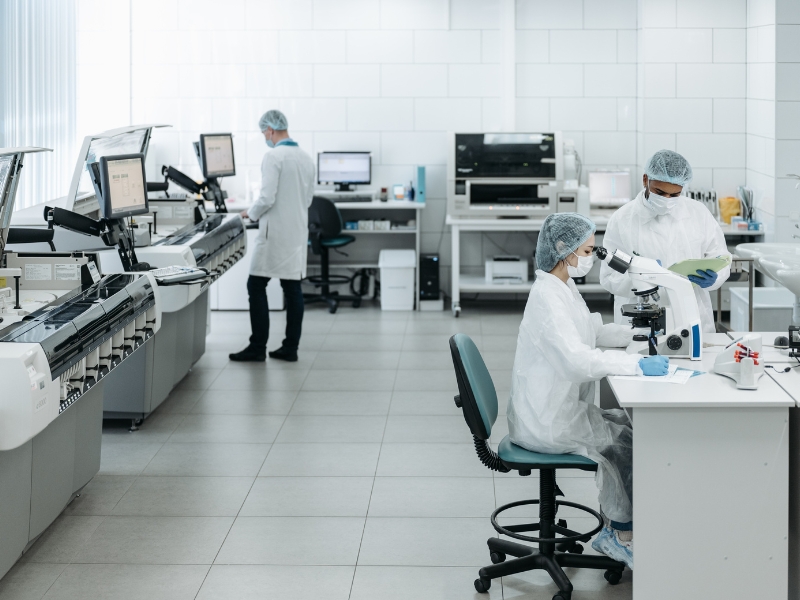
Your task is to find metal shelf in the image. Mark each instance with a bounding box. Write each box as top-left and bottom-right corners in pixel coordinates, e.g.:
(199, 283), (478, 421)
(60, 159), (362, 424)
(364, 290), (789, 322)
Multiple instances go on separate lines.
(458, 275), (608, 294)
(345, 229), (418, 234)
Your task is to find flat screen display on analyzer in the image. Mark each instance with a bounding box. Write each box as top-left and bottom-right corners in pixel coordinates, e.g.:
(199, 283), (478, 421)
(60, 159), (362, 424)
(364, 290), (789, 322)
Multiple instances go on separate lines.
(200, 133), (236, 178)
(317, 152), (371, 185)
(99, 154), (149, 219)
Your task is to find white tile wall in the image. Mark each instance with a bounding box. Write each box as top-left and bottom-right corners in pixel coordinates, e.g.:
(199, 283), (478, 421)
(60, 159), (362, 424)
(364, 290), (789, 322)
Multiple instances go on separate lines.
(415, 31), (481, 63)
(381, 65), (448, 97)
(516, 0), (583, 29)
(642, 30), (713, 63)
(676, 0), (746, 28)
(713, 29), (747, 63)
(451, 0), (500, 29)
(713, 99), (746, 133)
(347, 31), (413, 63)
(549, 31), (618, 63)
(75, 0), (770, 290)
(676, 64), (746, 98)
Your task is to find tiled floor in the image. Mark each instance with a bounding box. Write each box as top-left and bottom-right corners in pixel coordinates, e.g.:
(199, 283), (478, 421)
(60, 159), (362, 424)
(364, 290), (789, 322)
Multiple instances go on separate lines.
(0, 301), (632, 600)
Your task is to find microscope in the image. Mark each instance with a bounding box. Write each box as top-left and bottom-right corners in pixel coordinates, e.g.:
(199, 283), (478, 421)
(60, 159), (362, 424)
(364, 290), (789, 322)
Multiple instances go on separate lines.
(595, 247), (702, 361)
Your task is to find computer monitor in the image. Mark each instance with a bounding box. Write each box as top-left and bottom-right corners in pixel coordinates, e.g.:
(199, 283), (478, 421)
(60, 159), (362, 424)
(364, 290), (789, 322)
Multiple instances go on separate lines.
(317, 152), (371, 191)
(95, 154), (149, 220)
(588, 171), (632, 208)
(199, 133), (236, 179)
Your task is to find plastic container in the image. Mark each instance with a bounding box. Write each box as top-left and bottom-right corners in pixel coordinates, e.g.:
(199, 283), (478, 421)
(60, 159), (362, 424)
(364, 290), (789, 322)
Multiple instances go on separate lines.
(379, 249), (416, 311)
(730, 287), (795, 331)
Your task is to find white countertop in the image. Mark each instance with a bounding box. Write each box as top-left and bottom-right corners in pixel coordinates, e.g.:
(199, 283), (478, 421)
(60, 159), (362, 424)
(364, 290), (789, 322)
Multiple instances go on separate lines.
(608, 343), (794, 408)
(222, 198), (424, 212)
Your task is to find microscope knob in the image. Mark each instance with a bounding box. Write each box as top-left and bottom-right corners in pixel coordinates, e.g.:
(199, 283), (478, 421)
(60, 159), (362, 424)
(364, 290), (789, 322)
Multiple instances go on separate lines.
(680, 329), (690, 338)
(633, 335), (648, 342)
(667, 335), (683, 350)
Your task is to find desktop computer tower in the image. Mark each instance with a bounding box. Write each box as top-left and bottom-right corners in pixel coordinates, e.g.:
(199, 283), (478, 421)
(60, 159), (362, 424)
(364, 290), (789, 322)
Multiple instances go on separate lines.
(420, 254), (440, 300)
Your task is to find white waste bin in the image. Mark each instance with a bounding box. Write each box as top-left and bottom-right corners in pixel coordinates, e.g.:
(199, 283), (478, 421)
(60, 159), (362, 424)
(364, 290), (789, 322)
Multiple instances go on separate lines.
(379, 249), (416, 311)
(730, 287), (795, 331)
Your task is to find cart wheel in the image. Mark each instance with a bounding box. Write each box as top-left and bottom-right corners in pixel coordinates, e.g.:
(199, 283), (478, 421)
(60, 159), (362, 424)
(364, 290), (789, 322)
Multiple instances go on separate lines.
(452, 305), (461, 318)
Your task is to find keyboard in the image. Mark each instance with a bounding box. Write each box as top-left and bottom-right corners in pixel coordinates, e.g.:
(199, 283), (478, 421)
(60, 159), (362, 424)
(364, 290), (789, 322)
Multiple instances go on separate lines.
(339, 196), (374, 203)
(149, 265), (207, 284)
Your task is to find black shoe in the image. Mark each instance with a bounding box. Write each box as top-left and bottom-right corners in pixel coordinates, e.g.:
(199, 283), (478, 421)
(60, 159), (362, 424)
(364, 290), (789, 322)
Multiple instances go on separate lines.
(268, 347), (298, 362)
(229, 347), (266, 362)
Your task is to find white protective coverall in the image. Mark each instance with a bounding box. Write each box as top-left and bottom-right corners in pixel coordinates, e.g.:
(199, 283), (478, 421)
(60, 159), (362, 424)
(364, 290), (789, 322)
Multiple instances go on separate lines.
(248, 141), (315, 280)
(507, 270), (642, 523)
(600, 189), (730, 333)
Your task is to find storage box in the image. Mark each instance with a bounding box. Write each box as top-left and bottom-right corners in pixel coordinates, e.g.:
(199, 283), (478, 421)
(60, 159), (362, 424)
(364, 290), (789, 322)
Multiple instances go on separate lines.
(730, 287), (795, 331)
(358, 220), (374, 231)
(379, 249), (416, 311)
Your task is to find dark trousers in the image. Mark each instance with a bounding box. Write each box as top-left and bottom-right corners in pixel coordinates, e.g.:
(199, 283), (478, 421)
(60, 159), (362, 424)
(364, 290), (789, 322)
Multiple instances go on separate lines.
(247, 276), (304, 352)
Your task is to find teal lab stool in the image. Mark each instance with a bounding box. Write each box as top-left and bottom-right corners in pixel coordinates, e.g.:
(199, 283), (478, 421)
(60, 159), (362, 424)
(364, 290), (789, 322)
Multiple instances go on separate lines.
(449, 334), (625, 600)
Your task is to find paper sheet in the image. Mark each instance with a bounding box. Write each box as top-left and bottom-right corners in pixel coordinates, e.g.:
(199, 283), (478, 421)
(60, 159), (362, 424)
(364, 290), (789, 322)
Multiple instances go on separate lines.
(612, 363), (705, 385)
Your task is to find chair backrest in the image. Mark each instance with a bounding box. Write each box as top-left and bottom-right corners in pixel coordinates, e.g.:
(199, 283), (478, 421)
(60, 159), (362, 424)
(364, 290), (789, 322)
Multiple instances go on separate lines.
(308, 196), (344, 239)
(449, 333), (498, 441)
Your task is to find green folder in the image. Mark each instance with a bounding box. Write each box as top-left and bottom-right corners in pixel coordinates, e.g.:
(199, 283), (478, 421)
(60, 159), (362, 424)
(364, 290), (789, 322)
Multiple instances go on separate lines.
(668, 256), (731, 278)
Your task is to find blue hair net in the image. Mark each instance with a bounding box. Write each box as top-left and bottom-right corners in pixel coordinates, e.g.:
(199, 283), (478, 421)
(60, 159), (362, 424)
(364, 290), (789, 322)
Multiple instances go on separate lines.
(536, 213), (596, 272)
(258, 109), (288, 132)
(645, 149), (693, 186)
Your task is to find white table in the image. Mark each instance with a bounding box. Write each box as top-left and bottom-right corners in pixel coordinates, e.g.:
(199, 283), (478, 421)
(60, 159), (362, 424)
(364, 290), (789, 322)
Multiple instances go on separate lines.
(446, 214), (765, 318)
(225, 198), (426, 309)
(607, 348), (791, 600)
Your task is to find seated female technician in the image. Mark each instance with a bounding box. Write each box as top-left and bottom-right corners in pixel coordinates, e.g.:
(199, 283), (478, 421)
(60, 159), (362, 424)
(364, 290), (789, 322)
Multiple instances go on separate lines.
(506, 212), (669, 571)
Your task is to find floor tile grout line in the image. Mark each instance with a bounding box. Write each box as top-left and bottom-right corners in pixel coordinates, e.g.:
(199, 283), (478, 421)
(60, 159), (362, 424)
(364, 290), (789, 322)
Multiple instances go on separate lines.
(191, 370), (302, 598)
(345, 333), (400, 600)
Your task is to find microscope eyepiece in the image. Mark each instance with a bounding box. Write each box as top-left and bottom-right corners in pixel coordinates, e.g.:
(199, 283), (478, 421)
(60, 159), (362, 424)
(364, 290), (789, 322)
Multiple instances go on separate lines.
(594, 247), (608, 260)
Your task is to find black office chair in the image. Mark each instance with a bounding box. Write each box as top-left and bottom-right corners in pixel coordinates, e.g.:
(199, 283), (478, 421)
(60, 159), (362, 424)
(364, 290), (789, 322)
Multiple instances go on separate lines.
(449, 333), (625, 600)
(304, 196), (362, 314)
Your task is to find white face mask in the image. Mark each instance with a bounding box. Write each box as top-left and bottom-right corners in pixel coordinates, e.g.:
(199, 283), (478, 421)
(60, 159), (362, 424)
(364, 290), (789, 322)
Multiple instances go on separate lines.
(643, 184), (678, 215)
(567, 252), (594, 278)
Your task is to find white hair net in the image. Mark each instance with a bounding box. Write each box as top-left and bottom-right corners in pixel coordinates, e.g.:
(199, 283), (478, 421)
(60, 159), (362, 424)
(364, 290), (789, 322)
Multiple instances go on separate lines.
(645, 149), (693, 186)
(258, 110), (288, 132)
(536, 213), (596, 272)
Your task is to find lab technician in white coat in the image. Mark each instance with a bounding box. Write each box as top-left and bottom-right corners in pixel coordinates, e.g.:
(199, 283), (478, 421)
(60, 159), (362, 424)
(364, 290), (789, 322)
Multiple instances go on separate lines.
(230, 110), (315, 363)
(508, 213), (669, 571)
(600, 150), (730, 333)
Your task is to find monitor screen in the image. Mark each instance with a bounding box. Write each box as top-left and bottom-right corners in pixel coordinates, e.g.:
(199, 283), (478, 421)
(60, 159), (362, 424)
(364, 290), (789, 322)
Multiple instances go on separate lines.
(200, 133), (236, 178)
(588, 171), (631, 205)
(318, 152), (371, 185)
(99, 154), (149, 220)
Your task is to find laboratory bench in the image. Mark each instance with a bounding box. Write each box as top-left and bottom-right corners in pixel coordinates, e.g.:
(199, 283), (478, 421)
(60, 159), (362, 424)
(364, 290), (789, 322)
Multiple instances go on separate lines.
(447, 212), (765, 317)
(221, 197), (426, 310)
(602, 332), (793, 599)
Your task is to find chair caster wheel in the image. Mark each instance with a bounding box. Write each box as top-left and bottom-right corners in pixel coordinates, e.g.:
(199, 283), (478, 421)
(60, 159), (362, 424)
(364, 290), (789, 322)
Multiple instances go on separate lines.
(569, 543), (584, 554)
(489, 551), (506, 564)
(352, 298), (361, 308)
(328, 303), (338, 314)
(604, 569), (623, 585)
(553, 593), (571, 600)
(474, 577), (491, 593)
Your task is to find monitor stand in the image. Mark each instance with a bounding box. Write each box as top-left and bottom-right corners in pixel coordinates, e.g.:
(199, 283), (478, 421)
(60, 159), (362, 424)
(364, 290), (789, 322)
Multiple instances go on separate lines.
(335, 183), (354, 192)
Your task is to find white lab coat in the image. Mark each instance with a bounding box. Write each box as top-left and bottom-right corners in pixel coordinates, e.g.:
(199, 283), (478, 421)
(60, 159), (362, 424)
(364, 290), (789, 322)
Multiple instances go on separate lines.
(600, 189), (731, 333)
(507, 271), (641, 523)
(248, 143), (315, 280)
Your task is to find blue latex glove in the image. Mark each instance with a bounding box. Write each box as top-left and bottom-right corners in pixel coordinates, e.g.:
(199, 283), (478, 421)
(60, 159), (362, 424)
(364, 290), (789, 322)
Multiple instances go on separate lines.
(656, 259), (662, 266)
(639, 355), (669, 376)
(687, 268), (718, 288)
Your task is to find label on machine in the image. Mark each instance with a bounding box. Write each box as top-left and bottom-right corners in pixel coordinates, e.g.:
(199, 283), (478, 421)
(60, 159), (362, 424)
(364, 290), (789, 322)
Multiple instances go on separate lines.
(25, 263), (52, 281)
(55, 264), (81, 281)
